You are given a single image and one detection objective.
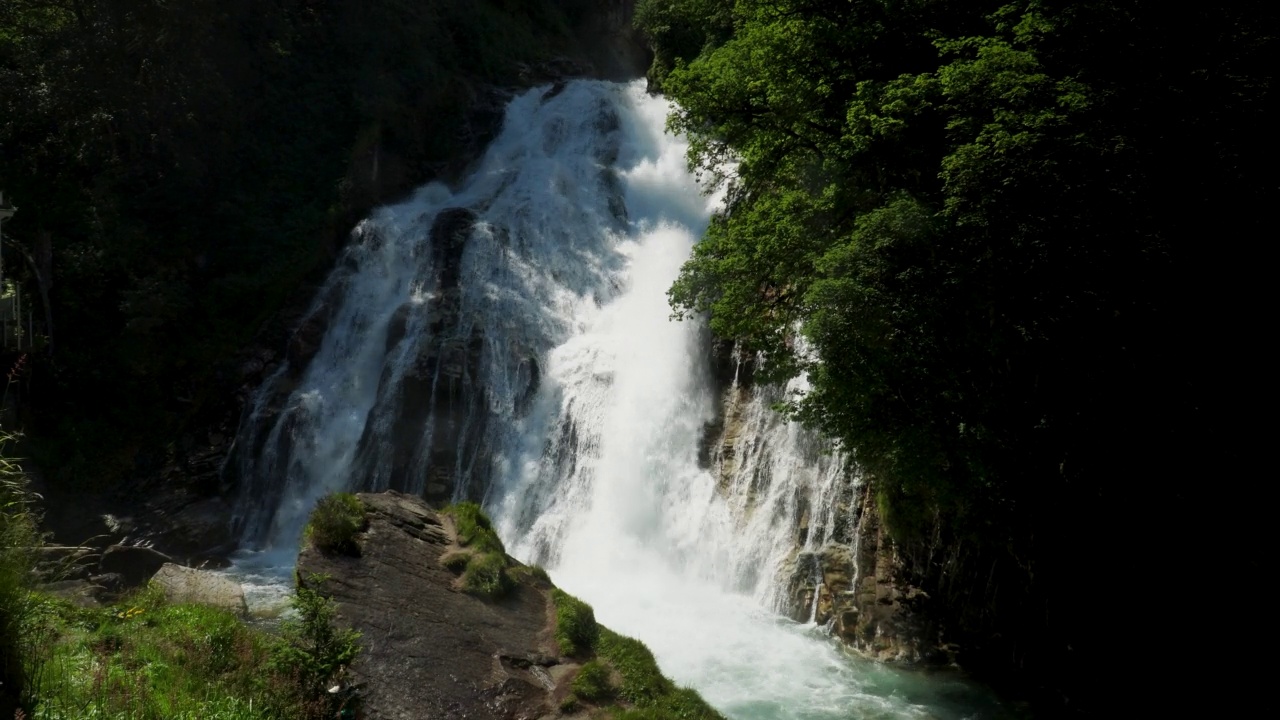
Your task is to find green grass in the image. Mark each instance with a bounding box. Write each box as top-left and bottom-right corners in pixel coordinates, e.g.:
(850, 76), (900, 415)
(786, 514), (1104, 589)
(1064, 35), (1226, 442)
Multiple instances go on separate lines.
(304, 493), (367, 556)
(460, 551), (511, 598)
(508, 564), (551, 584)
(550, 589), (724, 719)
(4, 572), (357, 719)
(21, 586), (295, 719)
(442, 502), (505, 554)
(442, 503), (514, 600)
(571, 659), (615, 702)
(551, 589), (599, 656)
(440, 550), (471, 573)
(2, 431), (45, 710)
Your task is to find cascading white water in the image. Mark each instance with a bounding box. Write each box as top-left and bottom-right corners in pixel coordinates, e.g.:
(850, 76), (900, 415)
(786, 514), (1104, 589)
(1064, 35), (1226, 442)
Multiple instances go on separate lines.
(229, 79), (1017, 719)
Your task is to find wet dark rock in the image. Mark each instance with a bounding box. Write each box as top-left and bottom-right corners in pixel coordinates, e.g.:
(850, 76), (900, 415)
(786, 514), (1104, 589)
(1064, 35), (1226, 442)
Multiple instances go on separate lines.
(87, 572), (126, 601)
(430, 207), (477, 290)
(99, 544), (173, 589)
(40, 579), (104, 607)
(834, 481), (936, 663)
(286, 311), (329, 375)
(33, 546), (99, 581)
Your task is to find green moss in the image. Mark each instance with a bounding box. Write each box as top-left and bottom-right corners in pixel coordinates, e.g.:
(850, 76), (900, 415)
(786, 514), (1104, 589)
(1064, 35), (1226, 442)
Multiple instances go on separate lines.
(551, 589), (599, 656)
(549, 588), (718, 716)
(607, 687), (725, 719)
(305, 493), (367, 556)
(594, 628), (724, 719)
(507, 564), (551, 585)
(571, 659), (615, 702)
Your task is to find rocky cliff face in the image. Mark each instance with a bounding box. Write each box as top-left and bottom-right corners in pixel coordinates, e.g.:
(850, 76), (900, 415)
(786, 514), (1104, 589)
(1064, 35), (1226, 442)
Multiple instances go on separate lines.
(775, 482), (944, 665)
(827, 482), (940, 663)
(697, 345), (943, 667)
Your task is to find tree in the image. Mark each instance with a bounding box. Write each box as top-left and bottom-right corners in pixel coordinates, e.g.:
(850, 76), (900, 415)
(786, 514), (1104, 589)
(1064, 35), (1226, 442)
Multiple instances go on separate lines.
(649, 0), (1274, 710)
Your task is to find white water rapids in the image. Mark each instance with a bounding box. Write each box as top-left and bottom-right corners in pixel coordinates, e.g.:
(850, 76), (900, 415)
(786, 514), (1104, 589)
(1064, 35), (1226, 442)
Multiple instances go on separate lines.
(227, 80), (1019, 719)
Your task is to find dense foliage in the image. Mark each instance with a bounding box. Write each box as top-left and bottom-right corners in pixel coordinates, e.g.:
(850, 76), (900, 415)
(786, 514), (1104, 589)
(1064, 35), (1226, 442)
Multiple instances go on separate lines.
(642, 0), (1272, 710)
(0, 0), (599, 488)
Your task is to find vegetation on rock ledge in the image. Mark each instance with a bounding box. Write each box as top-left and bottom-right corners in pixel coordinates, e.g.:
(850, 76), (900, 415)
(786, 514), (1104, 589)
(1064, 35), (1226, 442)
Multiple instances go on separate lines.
(304, 492), (368, 556)
(442, 502), (513, 599)
(552, 589), (723, 719)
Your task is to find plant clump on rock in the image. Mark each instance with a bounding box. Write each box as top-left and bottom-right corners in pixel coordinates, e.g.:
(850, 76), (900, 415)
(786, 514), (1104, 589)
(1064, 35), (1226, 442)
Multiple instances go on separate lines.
(552, 588), (598, 656)
(570, 659), (615, 702)
(442, 502), (512, 599)
(550, 588), (724, 719)
(304, 493), (368, 556)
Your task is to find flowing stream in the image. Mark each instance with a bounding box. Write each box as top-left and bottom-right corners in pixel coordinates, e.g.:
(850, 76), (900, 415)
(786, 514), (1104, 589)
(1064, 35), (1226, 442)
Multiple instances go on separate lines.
(227, 80), (1022, 719)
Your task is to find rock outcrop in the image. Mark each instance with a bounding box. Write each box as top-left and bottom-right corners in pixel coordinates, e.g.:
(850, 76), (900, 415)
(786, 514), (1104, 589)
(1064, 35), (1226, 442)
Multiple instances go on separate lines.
(296, 491), (714, 720)
(296, 491), (570, 719)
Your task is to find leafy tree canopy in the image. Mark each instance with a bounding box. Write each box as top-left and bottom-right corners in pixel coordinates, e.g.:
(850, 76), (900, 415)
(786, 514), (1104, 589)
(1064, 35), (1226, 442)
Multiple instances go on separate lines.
(644, 0), (1273, 706)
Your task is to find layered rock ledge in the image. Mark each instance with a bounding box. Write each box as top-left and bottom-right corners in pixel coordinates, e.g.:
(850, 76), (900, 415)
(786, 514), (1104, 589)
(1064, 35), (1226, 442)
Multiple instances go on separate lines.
(296, 491), (721, 720)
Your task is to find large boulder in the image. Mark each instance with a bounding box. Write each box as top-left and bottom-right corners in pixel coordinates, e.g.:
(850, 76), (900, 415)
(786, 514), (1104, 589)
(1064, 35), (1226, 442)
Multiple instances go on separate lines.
(151, 563), (247, 614)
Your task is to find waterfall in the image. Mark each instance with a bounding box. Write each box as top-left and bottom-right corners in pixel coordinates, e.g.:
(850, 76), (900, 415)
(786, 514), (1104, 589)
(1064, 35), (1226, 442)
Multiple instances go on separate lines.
(227, 79), (1017, 720)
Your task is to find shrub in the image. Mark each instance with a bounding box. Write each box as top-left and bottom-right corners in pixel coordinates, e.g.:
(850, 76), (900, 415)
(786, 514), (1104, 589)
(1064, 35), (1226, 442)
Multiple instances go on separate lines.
(551, 589), (598, 656)
(460, 551), (511, 599)
(305, 493), (367, 555)
(273, 577), (362, 718)
(571, 659), (614, 702)
(443, 502), (505, 554)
